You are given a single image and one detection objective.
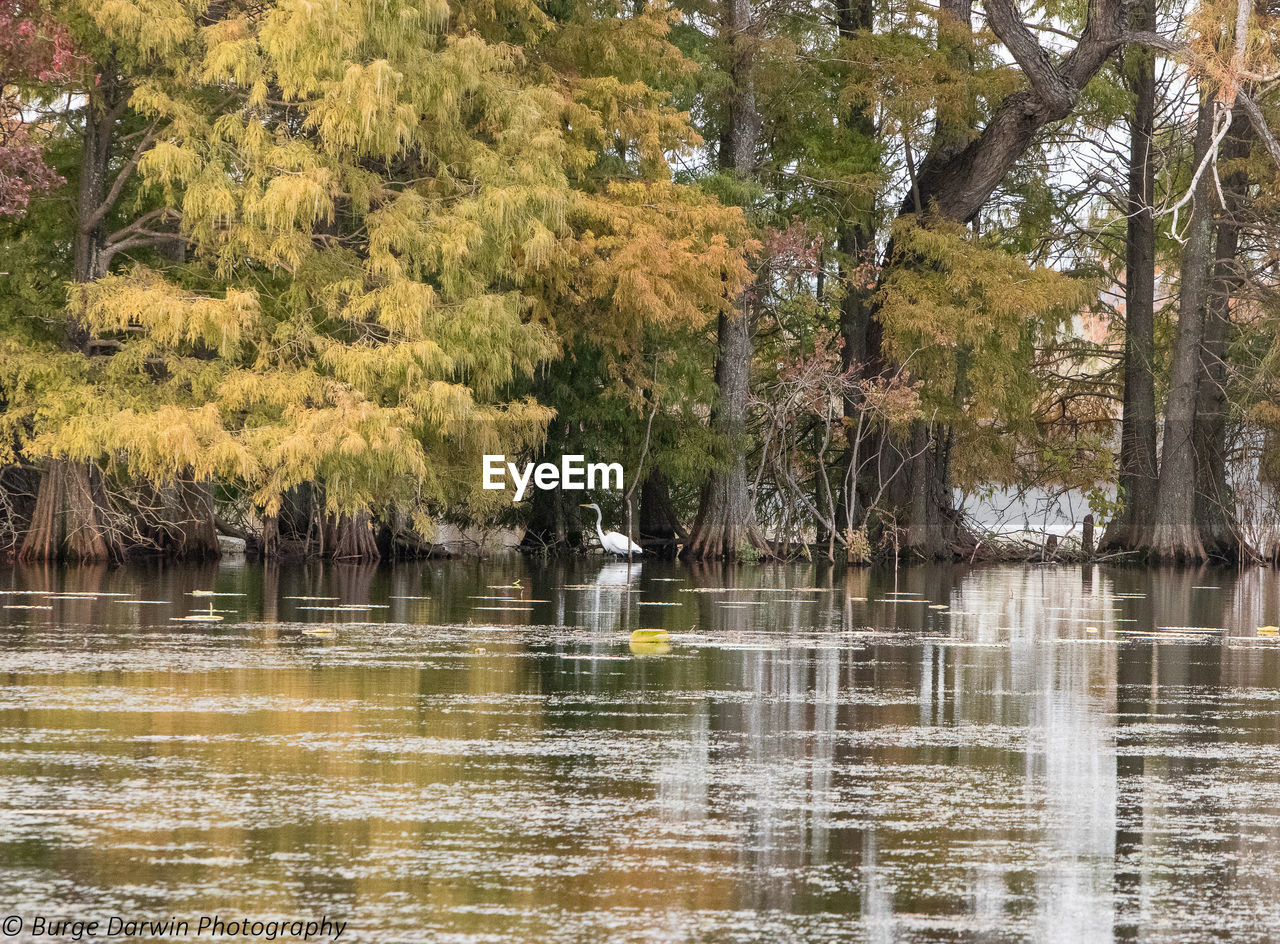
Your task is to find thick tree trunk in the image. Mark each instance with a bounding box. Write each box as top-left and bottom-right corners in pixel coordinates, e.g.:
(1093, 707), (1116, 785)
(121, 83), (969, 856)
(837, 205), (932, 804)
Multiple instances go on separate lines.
(1101, 2), (1159, 553)
(1148, 100), (1217, 561)
(908, 0), (1129, 224)
(872, 421), (970, 558)
(374, 512), (435, 560)
(687, 0), (770, 560)
(1192, 123), (1249, 560)
(688, 303), (771, 559)
(845, 0), (1127, 558)
(19, 459), (114, 563)
(260, 486), (315, 560)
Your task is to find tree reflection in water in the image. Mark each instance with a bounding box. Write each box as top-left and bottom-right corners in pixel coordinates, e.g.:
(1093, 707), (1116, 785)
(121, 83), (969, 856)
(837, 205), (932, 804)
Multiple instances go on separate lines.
(0, 561), (1278, 942)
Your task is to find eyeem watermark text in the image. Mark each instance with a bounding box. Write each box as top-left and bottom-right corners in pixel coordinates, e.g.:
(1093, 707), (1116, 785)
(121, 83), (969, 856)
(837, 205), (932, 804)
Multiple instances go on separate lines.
(483, 455), (623, 501)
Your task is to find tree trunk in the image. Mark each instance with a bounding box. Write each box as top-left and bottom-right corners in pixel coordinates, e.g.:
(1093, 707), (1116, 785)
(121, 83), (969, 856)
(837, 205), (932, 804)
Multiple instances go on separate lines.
(22, 73), (126, 562)
(1192, 121), (1249, 560)
(688, 304), (770, 559)
(925, 0), (976, 167)
(1148, 100), (1217, 561)
(258, 485), (379, 561)
(324, 511), (380, 562)
(261, 514), (282, 559)
(856, 0), (978, 561)
(375, 511), (435, 559)
(72, 72), (122, 288)
(872, 420), (970, 558)
(260, 486), (314, 560)
(907, 0), (1129, 224)
(19, 459), (114, 563)
(686, 0), (770, 560)
(836, 220), (874, 532)
(834, 0), (878, 531)
(1101, 0), (1159, 552)
(847, 0), (1128, 558)
(639, 471), (682, 558)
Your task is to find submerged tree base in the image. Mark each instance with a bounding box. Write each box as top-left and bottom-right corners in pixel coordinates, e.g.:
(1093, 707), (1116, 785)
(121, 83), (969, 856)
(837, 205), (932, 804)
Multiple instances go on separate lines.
(639, 472), (683, 559)
(261, 510), (382, 563)
(1137, 530), (1244, 565)
(1099, 515), (1244, 564)
(684, 470), (773, 561)
(19, 460), (114, 563)
(325, 512), (380, 562)
(16, 466), (225, 564)
(139, 480), (221, 562)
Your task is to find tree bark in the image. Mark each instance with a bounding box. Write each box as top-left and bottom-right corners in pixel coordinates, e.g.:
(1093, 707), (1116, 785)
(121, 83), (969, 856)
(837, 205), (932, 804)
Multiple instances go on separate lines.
(688, 302), (770, 558)
(925, 0), (976, 166)
(1148, 99), (1217, 561)
(1101, 0), (1159, 553)
(858, 0), (980, 560)
(259, 485), (380, 561)
(374, 512), (435, 559)
(834, 0), (878, 536)
(19, 460), (113, 563)
(872, 420), (972, 558)
(1192, 122), (1250, 559)
(686, 0), (770, 560)
(72, 71), (124, 288)
(260, 484), (318, 559)
(908, 0), (1130, 224)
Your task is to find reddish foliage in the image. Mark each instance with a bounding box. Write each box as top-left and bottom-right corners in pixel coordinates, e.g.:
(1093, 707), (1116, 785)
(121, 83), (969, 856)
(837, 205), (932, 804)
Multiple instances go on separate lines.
(762, 219), (824, 277)
(0, 124), (62, 215)
(0, 0), (84, 217)
(0, 2), (80, 82)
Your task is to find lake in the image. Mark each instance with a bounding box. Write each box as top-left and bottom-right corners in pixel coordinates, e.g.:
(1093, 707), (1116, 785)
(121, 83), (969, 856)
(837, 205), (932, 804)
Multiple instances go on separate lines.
(2, 559), (1280, 942)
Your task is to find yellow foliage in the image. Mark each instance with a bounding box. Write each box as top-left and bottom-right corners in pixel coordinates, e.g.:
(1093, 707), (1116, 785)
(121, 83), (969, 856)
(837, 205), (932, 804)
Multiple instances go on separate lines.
(878, 216), (1095, 486)
(11, 0), (744, 530)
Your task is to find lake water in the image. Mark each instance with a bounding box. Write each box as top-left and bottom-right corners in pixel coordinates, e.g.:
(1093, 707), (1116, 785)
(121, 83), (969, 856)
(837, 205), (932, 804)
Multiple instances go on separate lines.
(2, 559), (1280, 943)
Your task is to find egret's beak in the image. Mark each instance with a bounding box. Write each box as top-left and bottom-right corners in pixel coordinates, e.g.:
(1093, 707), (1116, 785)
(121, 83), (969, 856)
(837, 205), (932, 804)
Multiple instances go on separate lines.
(579, 503), (591, 508)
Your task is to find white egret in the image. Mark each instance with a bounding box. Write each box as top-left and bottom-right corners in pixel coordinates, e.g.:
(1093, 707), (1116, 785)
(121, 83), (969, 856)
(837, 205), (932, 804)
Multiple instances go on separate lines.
(580, 503), (643, 556)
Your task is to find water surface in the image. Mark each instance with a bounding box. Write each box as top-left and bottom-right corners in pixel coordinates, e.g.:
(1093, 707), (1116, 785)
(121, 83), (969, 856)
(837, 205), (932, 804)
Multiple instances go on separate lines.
(3, 560), (1280, 942)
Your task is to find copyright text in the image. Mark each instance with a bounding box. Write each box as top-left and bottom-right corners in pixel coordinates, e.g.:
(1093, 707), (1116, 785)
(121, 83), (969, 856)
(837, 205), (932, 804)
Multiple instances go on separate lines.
(2, 914), (347, 940)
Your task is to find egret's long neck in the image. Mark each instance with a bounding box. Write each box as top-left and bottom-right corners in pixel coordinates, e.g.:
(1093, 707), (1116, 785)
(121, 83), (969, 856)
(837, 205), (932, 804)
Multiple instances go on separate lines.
(592, 506), (607, 546)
